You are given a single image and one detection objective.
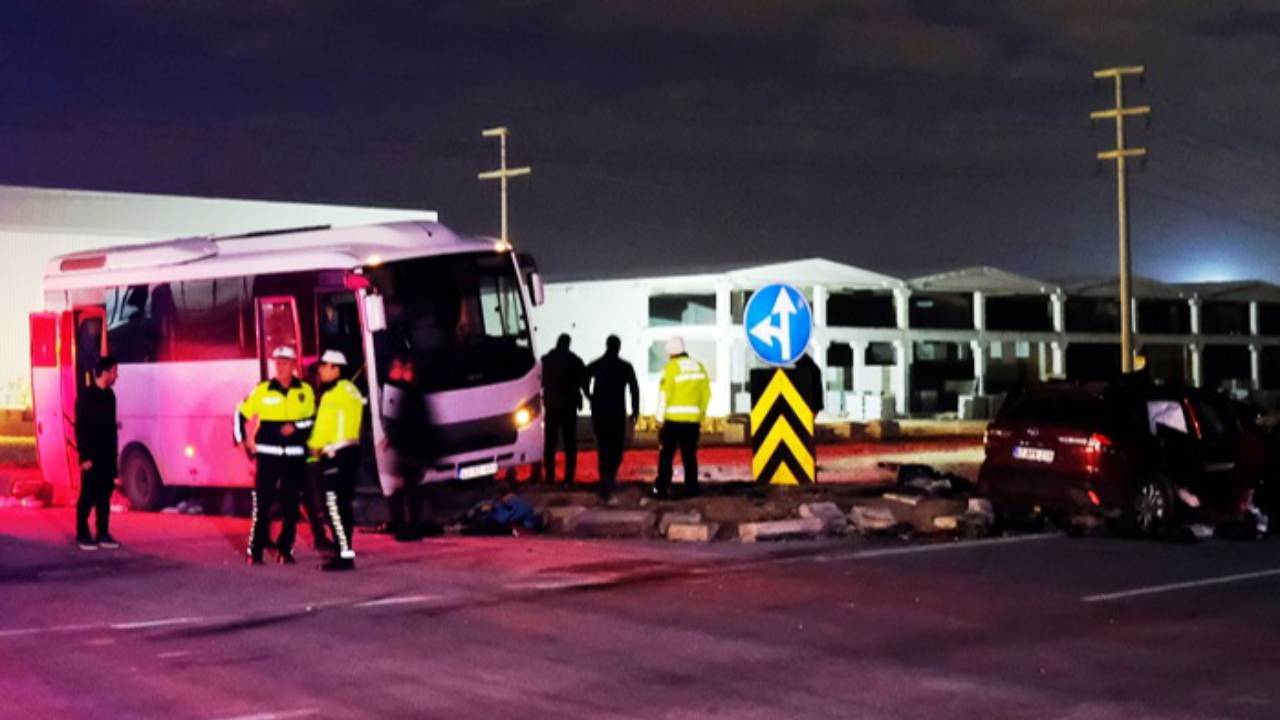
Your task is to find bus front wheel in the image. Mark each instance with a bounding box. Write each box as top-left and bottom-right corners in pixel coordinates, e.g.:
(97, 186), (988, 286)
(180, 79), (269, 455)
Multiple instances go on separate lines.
(121, 449), (171, 511)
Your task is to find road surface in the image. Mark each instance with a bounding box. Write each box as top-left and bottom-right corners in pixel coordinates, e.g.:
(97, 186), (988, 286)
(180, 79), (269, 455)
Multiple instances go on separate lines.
(2, 507), (1278, 719)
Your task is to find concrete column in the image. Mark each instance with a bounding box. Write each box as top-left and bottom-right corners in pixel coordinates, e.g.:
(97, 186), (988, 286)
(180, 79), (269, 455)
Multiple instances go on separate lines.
(714, 284), (732, 416)
(1190, 343), (1203, 388)
(1251, 344), (1262, 391)
(892, 339), (912, 417)
(1131, 297), (1141, 335)
(1250, 301), (1261, 336)
(850, 340), (866, 395)
(1050, 292), (1066, 333)
(894, 287), (911, 330)
(971, 339), (986, 396)
(1051, 341), (1066, 378)
(810, 285), (829, 374)
(1189, 297), (1202, 335)
(973, 291), (986, 331)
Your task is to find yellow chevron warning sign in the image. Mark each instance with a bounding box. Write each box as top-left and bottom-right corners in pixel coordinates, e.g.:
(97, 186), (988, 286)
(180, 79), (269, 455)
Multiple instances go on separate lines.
(750, 368), (815, 485)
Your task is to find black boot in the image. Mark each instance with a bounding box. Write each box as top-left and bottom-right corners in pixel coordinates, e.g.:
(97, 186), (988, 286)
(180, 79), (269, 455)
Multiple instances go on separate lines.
(320, 557), (356, 572)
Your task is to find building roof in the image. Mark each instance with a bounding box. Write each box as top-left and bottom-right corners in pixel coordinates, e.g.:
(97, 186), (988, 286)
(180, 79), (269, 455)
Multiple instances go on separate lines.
(1179, 280), (1280, 303)
(548, 256), (903, 290)
(908, 266), (1059, 295)
(1056, 275), (1192, 300)
(0, 184), (435, 237)
(724, 258), (902, 290)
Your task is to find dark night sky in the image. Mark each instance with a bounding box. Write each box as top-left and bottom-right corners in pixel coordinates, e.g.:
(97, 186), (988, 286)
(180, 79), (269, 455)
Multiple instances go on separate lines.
(3, 1), (1280, 283)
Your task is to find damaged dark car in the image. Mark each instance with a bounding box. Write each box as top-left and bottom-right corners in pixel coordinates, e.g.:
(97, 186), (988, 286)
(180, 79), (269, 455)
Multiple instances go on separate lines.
(978, 378), (1269, 539)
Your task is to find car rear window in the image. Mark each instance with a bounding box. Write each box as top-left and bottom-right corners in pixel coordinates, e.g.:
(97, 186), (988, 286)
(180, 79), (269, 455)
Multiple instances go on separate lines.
(998, 391), (1108, 428)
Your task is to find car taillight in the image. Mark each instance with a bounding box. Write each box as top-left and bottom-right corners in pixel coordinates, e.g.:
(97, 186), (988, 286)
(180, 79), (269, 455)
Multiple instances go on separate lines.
(985, 427), (1011, 445)
(1085, 433), (1111, 455)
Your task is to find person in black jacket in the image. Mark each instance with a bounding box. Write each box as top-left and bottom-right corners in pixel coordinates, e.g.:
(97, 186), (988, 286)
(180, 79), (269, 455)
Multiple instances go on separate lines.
(75, 356), (120, 550)
(538, 334), (587, 484)
(586, 335), (640, 499)
(382, 353), (431, 541)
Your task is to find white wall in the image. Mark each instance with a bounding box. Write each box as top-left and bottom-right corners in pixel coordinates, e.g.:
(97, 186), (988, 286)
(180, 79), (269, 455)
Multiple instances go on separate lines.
(0, 228), (155, 407)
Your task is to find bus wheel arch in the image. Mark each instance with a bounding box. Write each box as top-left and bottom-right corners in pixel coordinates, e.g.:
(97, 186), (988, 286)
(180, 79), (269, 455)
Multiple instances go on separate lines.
(120, 444), (172, 511)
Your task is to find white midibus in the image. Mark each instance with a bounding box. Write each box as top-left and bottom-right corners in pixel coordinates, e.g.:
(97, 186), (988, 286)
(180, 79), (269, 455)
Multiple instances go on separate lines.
(31, 221), (545, 509)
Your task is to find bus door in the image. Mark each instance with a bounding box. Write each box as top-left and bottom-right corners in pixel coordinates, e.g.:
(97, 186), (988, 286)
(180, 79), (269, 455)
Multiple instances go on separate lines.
(256, 296), (301, 380)
(56, 307), (107, 501)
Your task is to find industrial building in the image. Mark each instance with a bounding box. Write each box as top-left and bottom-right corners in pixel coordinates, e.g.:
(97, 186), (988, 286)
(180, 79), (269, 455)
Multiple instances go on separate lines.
(533, 260), (1280, 420)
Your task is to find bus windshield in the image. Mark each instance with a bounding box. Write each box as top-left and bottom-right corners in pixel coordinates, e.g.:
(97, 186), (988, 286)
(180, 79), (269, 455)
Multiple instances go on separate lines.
(368, 252), (534, 392)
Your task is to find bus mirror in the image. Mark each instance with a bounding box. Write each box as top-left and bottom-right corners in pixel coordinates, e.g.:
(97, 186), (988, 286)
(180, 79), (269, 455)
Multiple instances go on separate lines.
(364, 294), (387, 332)
(529, 272), (546, 307)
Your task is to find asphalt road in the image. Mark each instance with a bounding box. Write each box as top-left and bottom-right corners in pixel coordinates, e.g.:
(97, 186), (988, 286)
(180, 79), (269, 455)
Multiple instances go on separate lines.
(2, 508), (1279, 719)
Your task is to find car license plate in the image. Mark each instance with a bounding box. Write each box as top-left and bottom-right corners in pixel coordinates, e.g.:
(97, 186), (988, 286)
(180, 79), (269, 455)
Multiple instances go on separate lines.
(458, 461), (499, 480)
(1013, 446), (1055, 464)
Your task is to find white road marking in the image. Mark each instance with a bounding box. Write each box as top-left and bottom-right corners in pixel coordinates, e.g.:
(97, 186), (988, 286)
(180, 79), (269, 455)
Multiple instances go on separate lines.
(852, 533), (1060, 559)
(352, 594), (443, 608)
(1082, 568), (1280, 603)
(158, 651), (193, 659)
(209, 709), (320, 720)
(110, 616), (201, 631)
(0, 622), (100, 638)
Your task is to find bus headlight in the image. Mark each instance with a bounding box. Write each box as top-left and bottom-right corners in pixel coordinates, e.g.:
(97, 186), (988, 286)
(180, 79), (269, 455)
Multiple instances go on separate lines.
(514, 396), (541, 429)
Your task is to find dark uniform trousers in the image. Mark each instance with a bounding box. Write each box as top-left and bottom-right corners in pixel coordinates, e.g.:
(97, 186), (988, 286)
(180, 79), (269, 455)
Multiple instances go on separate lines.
(592, 413), (627, 494)
(543, 408), (578, 483)
(250, 455), (307, 555)
(76, 464), (115, 539)
(321, 446), (360, 558)
(655, 421), (701, 498)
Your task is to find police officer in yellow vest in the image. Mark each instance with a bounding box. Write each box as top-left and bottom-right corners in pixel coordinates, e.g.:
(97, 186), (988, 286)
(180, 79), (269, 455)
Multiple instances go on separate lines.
(654, 336), (711, 499)
(308, 350), (365, 572)
(234, 346), (316, 566)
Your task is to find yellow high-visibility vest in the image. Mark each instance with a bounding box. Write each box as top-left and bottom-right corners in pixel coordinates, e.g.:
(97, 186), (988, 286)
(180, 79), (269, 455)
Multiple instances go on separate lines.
(308, 379), (366, 455)
(657, 355), (711, 423)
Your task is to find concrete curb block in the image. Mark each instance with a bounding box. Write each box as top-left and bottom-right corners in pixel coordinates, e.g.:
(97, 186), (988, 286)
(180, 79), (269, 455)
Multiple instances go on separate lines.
(738, 517), (824, 543)
(572, 510), (657, 539)
(666, 522), (720, 543)
(544, 506), (588, 534)
(658, 511), (703, 536)
(798, 502), (849, 535)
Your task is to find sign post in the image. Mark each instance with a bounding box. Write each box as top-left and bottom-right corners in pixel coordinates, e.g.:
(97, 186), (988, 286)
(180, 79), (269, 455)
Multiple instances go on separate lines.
(744, 284), (819, 485)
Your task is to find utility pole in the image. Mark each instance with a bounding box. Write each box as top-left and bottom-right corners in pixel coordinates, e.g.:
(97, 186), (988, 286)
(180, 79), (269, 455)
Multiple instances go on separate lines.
(478, 126), (532, 247)
(1091, 66), (1149, 374)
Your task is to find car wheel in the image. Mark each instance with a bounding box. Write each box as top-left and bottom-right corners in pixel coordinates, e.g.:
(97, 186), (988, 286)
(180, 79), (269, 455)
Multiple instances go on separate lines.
(1132, 477), (1175, 538)
(121, 448), (171, 511)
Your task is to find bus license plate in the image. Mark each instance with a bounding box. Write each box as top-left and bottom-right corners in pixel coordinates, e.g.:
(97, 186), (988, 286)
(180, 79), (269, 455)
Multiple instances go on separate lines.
(1013, 446), (1055, 464)
(458, 461), (499, 480)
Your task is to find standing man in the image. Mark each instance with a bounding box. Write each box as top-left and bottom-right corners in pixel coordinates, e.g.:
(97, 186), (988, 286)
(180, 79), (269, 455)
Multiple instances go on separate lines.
(75, 356), (120, 550)
(382, 353), (430, 541)
(234, 346), (316, 566)
(539, 334), (587, 484)
(308, 350), (365, 572)
(586, 335), (639, 499)
(654, 337), (711, 499)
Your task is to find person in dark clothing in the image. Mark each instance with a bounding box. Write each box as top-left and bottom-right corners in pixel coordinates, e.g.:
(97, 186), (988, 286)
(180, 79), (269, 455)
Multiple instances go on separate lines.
(75, 356), (120, 550)
(586, 335), (639, 498)
(794, 351), (825, 413)
(382, 354), (431, 541)
(538, 334), (588, 484)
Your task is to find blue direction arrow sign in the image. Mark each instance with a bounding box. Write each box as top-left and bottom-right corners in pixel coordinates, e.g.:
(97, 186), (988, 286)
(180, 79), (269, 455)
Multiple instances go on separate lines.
(744, 284), (813, 366)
